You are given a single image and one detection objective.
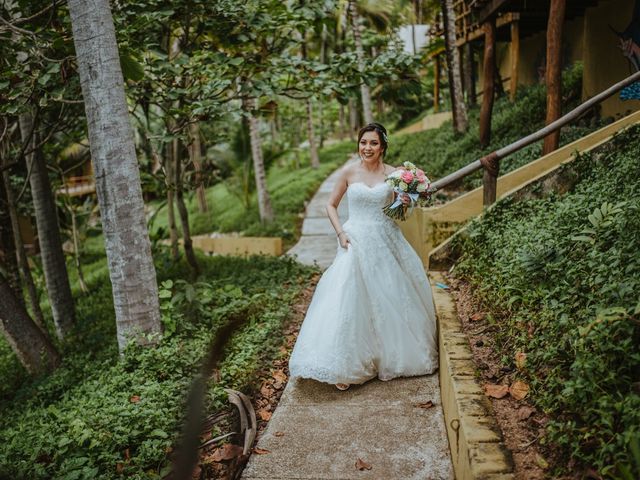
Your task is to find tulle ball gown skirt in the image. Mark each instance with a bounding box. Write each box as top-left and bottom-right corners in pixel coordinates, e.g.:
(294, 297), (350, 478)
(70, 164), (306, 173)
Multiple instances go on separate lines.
(289, 182), (438, 385)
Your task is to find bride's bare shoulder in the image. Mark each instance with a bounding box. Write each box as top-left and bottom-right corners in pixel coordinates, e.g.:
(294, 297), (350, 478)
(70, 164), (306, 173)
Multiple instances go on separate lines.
(384, 163), (401, 174)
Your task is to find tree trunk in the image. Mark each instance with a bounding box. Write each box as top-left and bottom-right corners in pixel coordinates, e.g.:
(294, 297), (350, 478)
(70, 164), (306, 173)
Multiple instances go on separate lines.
(70, 208), (88, 293)
(0, 276), (60, 375)
(543, 0), (566, 155)
(434, 56), (441, 112)
(0, 168), (23, 299)
(164, 144), (179, 260)
(339, 103), (346, 140)
(306, 99), (320, 169)
(188, 122), (208, 213)
(19, 112), (75, 340)
(174, 140), (200, 276)
(350, 1), (373, 125)
(479, 19), (496, 148)
(2, 168), (47, 331)
(245, 98), (274, 223)
(68, 0), (162, 351)
(463, 43), (477, 107)
(441, 0), (469, 133)
(348, 97), (358, 140)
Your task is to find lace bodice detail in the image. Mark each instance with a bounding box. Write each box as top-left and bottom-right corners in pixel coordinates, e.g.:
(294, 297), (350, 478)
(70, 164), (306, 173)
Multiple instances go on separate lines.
(346, 182), (393, 225)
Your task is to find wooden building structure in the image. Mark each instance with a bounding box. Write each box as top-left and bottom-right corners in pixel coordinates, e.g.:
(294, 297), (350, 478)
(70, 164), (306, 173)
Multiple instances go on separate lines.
(433, 0), (640, 119)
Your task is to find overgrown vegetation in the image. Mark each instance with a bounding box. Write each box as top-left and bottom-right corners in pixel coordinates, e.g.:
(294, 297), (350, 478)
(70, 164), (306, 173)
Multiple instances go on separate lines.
(149, 140), (354, 243)
(453, 124), (640, 477)
(387, 63), (601, 189)
(0, 254), (316, 479)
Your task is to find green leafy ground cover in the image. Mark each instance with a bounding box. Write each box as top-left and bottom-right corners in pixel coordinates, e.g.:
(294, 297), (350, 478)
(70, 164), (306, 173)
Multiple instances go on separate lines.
(0, 254), (316, 479)
(149, 140), (354, 243)
(387, 63), (601, 190)
(453, 124), (640, 477)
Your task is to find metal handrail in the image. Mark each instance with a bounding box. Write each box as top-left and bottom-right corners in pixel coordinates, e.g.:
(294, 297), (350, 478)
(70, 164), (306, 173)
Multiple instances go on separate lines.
(431, 70), (640, 197)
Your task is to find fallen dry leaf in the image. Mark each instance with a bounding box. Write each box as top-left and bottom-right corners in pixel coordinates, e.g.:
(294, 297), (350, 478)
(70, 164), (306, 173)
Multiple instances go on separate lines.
(274, 431), (285, 437)
(470, 312), (486, 322)
(484, 383), (509, 399)
(209, 443), (243, 462)
(355, 458), (372, 471)
(514, 352), (527, 370)
(416, 401), (435, 409)
(260, 384), (273, 397)
(516, 406), (536, 421)
(116, 462), (124, 474)
(257, 409), (272, 421)
(509, 381), (530, 400)
(129, 395), (140, 403)
(535, 453), (549, 469)
(253, 447), (271, 455)
(272, 369), (287, 383)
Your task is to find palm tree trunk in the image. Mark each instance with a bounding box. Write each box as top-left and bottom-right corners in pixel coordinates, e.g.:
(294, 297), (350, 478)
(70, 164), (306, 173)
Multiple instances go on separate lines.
(19, 112), (75, 340)
(245, 98), (274, 223)
(463, 43), (477, 107)
(174, 140), (200, 276)
(0, 276), (60, 375)
(68, 0), (162, 351)
(306, 99), (320, 169)
(188, 122), (208, 213)
(349, 1), (373, 125)
(2, 167), (47, 331)
(164, 144), (180, 260)
(543, 0), (566, 155)
(441, 0), (468, 133)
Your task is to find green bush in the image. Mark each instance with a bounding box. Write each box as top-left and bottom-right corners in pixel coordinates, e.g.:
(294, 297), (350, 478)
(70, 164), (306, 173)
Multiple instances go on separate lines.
(454, 124), (640, 477)
(386, 63), (598, 189)
(0, 254), (316, 479)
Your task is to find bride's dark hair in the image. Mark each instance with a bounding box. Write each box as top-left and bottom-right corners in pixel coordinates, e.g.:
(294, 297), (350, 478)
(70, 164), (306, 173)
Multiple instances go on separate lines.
(357, 122), (388, 157)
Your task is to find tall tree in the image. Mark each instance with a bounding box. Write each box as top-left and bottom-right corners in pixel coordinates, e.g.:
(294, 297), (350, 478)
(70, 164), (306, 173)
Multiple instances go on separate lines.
(19, 112), (76, 340)
(542, 0), (566, 154)
(440, 0), (468, 133)
(244, 97), (274, 223)
(67, 0), (162, 351)
(349, 0), (374, 124)
(0, 275), (60, 375)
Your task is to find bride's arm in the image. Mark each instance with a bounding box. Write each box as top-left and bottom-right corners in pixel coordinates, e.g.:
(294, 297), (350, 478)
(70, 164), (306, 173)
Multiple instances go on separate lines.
(326, 168), (350, 248)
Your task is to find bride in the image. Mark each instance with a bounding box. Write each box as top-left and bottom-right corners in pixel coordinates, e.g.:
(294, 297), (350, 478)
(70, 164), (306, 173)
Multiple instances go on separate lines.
(288, 122), (438, 390)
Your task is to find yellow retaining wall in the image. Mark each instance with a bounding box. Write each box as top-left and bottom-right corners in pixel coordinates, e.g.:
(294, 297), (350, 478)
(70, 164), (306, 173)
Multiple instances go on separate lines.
(430, 272), (515, 480)
(191, 235), (282, 256)
(401, 109), (640, 267)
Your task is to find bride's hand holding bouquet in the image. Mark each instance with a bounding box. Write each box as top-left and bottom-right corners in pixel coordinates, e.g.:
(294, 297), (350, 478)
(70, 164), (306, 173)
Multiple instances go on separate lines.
(383, 161), (433, 221)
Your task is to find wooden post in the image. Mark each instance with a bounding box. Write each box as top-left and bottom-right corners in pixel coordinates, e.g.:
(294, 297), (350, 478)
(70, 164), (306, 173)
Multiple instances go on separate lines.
(510, 20), (520, 101)
(434, 55), (441, 113)
(543, 0), (567, 154)
(481, 152), (499, 206)
(463, 43), (477, 107)
(479, 18), (496, 148)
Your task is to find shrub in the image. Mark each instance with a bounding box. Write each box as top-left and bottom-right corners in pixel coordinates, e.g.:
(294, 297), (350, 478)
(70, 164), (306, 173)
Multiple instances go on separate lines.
(454, 124), (640, 476)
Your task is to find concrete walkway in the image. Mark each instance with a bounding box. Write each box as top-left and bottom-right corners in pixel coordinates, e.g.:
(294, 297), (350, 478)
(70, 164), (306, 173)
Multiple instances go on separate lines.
(242, 162), (454, 480)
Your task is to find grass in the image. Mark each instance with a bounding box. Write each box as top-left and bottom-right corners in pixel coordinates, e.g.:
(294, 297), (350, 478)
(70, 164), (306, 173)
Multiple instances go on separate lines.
(148, 140), (354, 246)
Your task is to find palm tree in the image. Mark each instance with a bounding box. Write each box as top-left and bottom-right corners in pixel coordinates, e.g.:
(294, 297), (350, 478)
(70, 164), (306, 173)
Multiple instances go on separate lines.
(19, 112), (76, 340)
(67, 0), (162, 351)
(440, 0), (468, 133)
(543, 0), (566, 154)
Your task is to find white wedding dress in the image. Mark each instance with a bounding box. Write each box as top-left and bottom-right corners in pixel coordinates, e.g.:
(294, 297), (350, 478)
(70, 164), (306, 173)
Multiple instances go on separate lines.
(289, 182), (438, 385)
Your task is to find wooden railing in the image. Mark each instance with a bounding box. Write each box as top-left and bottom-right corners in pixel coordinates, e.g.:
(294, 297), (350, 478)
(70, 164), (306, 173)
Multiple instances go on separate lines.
(430, 70), (640, 205)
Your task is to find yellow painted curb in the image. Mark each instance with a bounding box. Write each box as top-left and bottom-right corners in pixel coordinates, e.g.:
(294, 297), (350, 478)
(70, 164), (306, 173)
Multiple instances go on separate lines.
(430, 272), (515, 480)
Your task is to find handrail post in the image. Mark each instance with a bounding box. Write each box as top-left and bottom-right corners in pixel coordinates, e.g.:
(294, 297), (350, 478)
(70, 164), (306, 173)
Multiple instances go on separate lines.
(480, 152), (499, 205)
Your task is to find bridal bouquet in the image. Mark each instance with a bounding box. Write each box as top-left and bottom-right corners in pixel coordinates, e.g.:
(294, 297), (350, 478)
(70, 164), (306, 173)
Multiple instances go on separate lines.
(382, 161), (433, 221)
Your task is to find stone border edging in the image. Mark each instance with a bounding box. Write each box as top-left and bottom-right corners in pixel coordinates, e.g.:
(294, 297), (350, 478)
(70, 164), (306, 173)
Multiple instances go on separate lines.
(429, 271), (515, 480)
